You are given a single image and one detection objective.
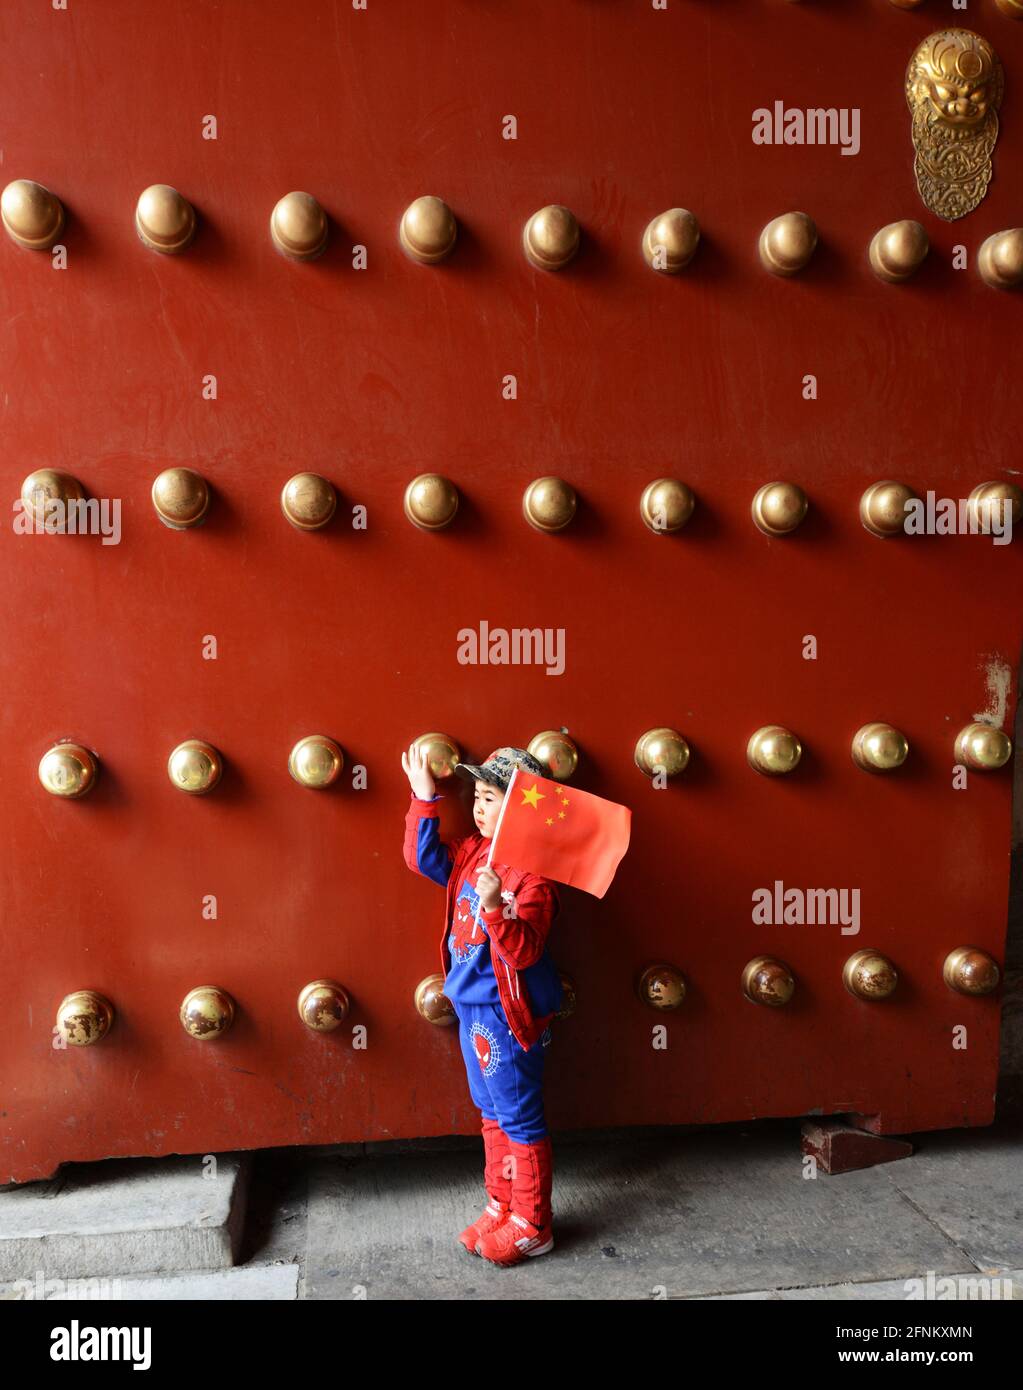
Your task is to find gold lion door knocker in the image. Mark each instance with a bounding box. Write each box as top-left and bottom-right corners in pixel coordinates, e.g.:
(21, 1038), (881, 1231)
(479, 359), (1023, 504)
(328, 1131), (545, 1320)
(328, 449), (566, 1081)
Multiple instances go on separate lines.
(906, 29), (1004, 221)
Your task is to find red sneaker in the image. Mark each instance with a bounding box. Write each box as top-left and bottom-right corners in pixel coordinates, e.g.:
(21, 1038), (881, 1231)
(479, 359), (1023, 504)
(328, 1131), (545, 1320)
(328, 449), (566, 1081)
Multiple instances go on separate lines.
(457, 1199), (509, 1255)
(476, 1211), (554, 1265)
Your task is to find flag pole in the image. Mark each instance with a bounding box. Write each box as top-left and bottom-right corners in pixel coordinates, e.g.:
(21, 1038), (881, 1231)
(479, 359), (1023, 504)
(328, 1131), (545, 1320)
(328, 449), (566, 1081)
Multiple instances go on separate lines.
(470, 766), (519, 938)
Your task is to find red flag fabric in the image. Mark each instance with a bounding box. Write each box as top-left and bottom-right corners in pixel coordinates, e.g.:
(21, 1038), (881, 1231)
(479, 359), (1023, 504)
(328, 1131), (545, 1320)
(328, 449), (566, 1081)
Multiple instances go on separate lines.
(488, 767), (632, 899)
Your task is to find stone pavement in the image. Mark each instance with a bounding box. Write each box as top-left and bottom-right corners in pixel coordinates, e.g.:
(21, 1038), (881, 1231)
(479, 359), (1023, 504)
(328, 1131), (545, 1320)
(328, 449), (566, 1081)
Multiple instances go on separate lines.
(2, 1113), (1021, 1300)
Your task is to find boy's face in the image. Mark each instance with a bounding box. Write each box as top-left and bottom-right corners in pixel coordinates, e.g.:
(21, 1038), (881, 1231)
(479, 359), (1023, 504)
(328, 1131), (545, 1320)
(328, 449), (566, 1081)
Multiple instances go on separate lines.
(472, 778), (505, 839)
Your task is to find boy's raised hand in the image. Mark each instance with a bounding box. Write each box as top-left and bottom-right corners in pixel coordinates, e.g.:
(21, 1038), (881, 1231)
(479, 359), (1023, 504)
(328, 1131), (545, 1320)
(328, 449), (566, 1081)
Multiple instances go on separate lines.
(401, 741), (436, 800)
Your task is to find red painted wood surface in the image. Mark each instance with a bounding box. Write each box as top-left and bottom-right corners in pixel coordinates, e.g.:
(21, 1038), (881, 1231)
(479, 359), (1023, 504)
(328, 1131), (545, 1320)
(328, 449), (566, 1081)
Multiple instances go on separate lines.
(1, 0), (1019, 1182)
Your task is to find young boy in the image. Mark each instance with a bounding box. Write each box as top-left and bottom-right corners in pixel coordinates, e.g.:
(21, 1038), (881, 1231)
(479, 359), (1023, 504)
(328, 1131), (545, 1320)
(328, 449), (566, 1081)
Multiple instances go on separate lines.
(401, 742), (563, 1265)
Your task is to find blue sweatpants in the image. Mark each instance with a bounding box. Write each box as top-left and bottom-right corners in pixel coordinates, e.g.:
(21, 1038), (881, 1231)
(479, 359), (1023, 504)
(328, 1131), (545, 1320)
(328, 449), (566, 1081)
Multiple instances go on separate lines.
(455, 999), (551, 1144)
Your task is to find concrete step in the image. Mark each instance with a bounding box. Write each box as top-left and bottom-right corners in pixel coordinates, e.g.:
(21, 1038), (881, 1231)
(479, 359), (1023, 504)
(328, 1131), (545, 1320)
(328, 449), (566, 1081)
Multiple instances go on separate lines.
(1, 1262), (298, 1301)
(0, 1153), (251, 1282)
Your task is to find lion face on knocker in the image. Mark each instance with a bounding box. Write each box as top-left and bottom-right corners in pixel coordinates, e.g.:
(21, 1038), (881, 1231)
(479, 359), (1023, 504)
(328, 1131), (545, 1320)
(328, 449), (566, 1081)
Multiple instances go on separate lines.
(907, 30), (1001, 131)
(905, 29), (1004, 221)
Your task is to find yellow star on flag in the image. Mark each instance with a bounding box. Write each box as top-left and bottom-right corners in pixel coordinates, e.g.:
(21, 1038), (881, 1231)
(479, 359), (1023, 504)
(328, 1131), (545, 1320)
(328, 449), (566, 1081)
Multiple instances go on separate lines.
(520, 782), (545, 809)
(545, 817), (554, 827)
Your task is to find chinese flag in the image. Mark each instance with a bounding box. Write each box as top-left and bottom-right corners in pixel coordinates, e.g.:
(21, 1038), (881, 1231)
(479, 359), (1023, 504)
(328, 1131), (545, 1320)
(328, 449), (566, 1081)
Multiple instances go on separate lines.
(489, 767), (632, 898)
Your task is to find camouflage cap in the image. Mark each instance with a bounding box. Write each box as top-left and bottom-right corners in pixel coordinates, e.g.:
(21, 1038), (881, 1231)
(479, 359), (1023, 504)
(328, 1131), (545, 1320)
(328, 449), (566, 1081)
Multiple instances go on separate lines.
(454, 746), (545, 794)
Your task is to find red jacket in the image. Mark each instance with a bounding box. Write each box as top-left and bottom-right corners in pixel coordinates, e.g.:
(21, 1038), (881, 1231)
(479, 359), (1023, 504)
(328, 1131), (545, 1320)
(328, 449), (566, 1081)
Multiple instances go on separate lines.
(403, 793), (562, 1051)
